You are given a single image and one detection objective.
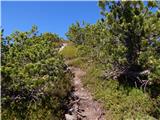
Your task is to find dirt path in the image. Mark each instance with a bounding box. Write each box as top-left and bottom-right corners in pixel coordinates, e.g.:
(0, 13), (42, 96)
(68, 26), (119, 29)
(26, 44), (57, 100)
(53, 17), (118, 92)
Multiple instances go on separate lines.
(65, 67), (105, 120)
(59, 43), (105, 120)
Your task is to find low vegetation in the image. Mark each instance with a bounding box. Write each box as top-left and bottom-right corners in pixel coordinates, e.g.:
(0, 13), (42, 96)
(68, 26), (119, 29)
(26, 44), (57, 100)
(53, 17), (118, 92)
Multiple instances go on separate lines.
(82, 64), (157, 119)
(65, 1), (160, 119)
(1, 26), (73, 120)
(60, 45), (78, 60)
(1, 1), (160, 120)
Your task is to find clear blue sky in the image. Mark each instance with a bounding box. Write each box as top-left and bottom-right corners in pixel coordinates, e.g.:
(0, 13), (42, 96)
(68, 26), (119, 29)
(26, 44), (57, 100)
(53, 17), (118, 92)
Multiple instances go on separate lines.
(2, 1), (101, 39)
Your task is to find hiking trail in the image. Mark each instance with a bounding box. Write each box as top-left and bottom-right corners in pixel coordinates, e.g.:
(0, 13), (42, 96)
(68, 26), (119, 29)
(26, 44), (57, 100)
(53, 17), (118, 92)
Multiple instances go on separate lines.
(60, 43), (105, 120)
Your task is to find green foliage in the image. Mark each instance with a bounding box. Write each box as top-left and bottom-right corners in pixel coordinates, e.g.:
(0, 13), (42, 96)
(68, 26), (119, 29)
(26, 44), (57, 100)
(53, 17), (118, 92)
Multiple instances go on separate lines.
(60, 45), (78, 59)
(41, 32), (63, 42)
(82, 65), (156, 120)
(66, 21), (86, 45)
(66, 57), (88, 69)
(76, 45), (90, 57)
(67, 1), (160, 85)
(66, 20), (110, 62)
(98, 1), (160, 84)
(1, 26), (72, 120)
(65, 2), (160, 119)
(2, 1), (160, 119)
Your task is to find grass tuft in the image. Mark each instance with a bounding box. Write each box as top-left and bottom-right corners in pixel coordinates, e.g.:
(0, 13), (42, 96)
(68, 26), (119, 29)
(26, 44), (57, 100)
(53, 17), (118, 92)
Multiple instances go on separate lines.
(60, 45), (78, 59)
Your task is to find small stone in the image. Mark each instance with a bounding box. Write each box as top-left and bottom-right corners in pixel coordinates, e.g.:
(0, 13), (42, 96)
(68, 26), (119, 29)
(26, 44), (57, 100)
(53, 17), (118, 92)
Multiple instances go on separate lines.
(65, 114), (76, 120)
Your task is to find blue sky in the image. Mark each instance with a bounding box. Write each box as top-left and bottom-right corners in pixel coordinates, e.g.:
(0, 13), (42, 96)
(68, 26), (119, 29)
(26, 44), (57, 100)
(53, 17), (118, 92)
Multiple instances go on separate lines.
(2, 1), (101, 39)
